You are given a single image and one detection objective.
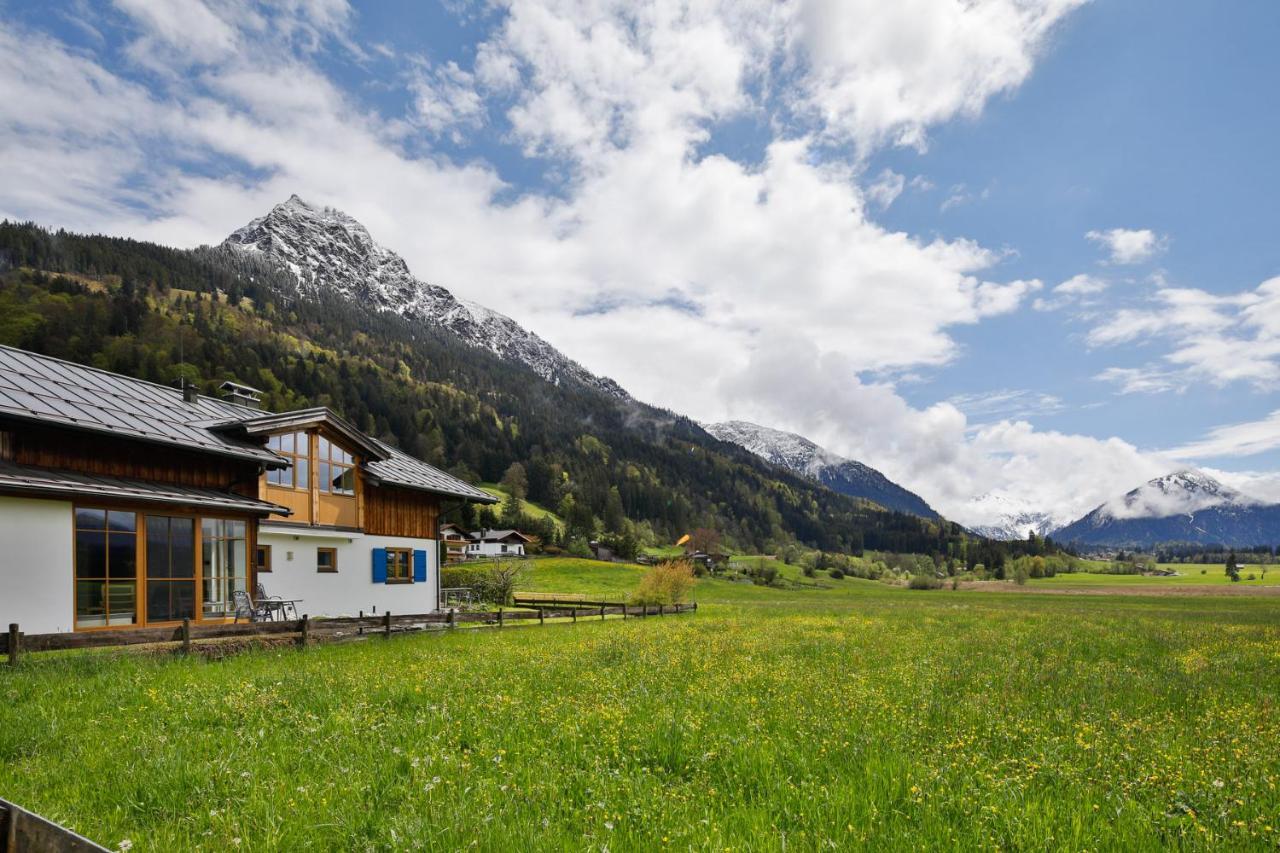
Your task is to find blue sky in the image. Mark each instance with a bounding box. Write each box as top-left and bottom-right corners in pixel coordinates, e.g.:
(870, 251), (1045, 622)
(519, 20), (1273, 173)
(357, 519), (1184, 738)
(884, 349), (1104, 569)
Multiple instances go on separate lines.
(1, 0), (1278, 525)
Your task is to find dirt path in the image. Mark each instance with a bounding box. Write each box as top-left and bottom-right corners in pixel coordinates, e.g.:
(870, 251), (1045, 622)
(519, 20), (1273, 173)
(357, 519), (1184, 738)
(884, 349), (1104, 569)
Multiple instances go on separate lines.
(959, 581), (1280, 598)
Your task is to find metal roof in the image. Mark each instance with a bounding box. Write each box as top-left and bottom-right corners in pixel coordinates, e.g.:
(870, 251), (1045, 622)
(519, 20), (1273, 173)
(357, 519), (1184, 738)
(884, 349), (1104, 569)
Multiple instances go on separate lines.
(0, 461), (291, 515)
(218, 407), (390, 462)
(364, 441), (497, 503)
(0, 346), (282, 466)
(0, 345), (495, 504)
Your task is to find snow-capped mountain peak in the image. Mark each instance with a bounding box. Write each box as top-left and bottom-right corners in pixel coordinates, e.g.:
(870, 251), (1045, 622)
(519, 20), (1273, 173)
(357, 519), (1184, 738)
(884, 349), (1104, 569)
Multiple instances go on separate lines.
(1103, 469), (1250, 521)
(223, 195), (627, 398)
(704, 421), (938, 518)
(960, 492), (1059, 541)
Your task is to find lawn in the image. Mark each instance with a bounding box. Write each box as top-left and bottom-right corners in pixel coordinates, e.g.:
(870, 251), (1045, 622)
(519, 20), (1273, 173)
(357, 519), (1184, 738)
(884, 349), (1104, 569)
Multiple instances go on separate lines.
(3, 562), (1280, 850)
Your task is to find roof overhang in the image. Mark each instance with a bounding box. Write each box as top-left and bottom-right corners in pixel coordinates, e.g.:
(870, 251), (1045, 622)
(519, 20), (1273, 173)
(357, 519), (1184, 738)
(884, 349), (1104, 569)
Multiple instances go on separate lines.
(211, 407), (390, 462)
(0, 462), (291, 516)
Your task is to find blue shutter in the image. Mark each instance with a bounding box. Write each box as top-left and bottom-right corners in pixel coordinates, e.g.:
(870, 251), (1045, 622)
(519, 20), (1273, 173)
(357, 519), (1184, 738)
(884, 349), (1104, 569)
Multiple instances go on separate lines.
(372, 548), (388, 584)
(413, 549), (427, 584)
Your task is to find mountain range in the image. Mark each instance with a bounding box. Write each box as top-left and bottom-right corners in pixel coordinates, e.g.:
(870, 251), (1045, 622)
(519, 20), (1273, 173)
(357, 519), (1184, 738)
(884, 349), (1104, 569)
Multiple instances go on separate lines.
(704, 421), (938, 518)
(1054, 470), (1280, 549)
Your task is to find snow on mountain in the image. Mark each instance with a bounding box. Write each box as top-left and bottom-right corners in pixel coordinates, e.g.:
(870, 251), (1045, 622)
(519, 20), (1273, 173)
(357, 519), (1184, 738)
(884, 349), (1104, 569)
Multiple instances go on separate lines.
(1055, 469), (1280, 548)
(960, 492), (1059, 541)
(704, 420), (939, 518)
(1100, 470), (1250, 520)
(223, 195), (628, 398)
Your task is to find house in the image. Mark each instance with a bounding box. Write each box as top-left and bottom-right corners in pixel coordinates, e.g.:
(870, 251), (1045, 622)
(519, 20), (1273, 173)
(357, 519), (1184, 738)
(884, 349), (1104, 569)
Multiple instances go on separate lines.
(439, 522), (470, 563)
(464, 529), (532, 558)
(0, 345), (496, 635)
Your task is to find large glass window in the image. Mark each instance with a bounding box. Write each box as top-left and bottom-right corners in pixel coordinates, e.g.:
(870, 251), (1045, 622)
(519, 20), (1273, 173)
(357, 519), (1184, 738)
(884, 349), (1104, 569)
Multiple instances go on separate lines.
(201, 519), (247, 619)
(266, 431), (309, 489)
(317, 436), (356, 496)
(75, 508), (137, 628)
(145, 516), (195, 623)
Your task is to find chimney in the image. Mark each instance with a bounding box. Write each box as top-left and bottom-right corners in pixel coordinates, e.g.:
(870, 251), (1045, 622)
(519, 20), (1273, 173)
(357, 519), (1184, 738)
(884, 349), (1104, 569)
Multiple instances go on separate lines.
(173, 377), (199, 404)
(218, 380), (263, 409)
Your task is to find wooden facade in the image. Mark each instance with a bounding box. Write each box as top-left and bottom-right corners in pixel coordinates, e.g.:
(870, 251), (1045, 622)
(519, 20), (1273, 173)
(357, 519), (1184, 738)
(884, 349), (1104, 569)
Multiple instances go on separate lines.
(4, 421), (262, 495)
(364, 484), (441, 539)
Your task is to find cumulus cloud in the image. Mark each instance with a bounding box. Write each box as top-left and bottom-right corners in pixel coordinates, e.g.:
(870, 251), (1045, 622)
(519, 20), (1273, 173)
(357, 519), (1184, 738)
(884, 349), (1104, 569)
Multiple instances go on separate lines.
(1086, 227), (1167, 264)
(1032, 272), (1106, 311)
(1092, 278), (1280, 393)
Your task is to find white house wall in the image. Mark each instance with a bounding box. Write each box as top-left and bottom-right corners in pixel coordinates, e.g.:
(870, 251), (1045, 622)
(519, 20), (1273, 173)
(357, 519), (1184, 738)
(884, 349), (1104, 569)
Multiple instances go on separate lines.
(0, 496), (74, 634)
(257, 529), (439, 617)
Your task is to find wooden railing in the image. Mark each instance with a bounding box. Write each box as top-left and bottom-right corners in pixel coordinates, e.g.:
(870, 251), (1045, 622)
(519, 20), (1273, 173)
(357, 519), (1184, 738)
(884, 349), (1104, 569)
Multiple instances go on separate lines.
(3, 602), (697, 665)
(0, 797), (110, 852)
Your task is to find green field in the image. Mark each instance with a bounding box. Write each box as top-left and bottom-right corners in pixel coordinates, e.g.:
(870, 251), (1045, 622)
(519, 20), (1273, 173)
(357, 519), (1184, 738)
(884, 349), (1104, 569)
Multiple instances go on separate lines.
(478, 484), (565, 533)
(3, 560), (1279, 850)
(1032, 563), (1280, 587)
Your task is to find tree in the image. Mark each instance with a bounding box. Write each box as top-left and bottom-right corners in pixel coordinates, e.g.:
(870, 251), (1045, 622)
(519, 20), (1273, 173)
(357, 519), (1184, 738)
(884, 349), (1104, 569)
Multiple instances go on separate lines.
(687, 527), (721, 554)
(500, 462), (528, 501)
(1226, 550), (1240, 582)
(603, 486), (626, 533)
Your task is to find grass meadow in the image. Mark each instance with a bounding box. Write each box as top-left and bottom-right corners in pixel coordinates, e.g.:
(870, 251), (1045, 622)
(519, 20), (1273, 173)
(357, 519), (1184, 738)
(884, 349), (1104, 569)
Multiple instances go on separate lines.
(3, 560), (1280, 850)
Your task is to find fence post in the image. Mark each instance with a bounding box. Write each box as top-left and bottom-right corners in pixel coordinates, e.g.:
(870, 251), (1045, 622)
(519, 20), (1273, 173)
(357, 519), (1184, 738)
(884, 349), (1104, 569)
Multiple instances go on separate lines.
(384, 611), (392, 639)
(693, 601), (698, 614)
(498, 607), (504, 628)
(447, 608), (456, 629)
(538, 608), (544, 626)
(658, 604), (664, 617)
(622, 604), (627, 620)
(298, 614), (310, 648)
(358, 610), (364, 636)
(181, 618), (191, 655)
(7, 623), (19, 667)
(600, 605), (606, 621)
(571, 608), (577, 624)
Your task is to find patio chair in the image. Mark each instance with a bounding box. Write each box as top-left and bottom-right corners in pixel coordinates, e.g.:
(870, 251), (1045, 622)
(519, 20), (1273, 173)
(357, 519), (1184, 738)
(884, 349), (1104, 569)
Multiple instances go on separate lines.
(256, 582), (298, 620)
(233, 589), (272, 623)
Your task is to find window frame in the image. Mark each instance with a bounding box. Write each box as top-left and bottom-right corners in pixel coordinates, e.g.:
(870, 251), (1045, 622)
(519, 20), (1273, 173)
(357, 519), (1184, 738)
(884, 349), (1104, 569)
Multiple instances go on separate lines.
(266, 431), (311, 491)
(317, 435), (356, 497)
(73, 507), (139, 629)
(385, 547), (413, 583)
(255, 543), (272, 573)
(317, 547), (338, 573)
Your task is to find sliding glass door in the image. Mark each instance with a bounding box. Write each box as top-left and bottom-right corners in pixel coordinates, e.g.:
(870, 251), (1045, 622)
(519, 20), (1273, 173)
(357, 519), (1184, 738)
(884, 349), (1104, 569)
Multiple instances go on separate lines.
(145, 516), (196, 623)
(202, 519), (247, 619)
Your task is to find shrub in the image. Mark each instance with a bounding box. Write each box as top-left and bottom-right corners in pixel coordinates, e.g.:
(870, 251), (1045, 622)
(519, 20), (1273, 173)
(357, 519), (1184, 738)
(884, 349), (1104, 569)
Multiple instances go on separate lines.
(1013, 566), (1029, 586)
(908, 574), (943, 590)
(632, 559), (696, 605)
(439, 562), (526, 605)
(828, 568), (845, 580)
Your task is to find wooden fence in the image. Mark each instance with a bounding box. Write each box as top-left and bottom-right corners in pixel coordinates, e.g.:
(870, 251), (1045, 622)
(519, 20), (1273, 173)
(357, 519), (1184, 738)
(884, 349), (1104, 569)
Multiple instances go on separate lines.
(0, 797), (109, 852)
(3, 602), (697, 666)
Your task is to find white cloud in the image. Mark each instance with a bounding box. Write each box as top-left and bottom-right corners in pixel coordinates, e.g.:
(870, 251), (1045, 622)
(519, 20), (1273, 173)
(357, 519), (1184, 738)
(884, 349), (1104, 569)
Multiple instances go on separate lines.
(1032, 272), (1106, 311)
(410, 60), (487, 140)
(1086, 227), (1167, 264)
(1092, 278), (1280, 393)
(795, 0), (1087, 152)
(865, 168), (905, 209)
(947, 389), (1065, 421)
(1168, 410), (1280, 460)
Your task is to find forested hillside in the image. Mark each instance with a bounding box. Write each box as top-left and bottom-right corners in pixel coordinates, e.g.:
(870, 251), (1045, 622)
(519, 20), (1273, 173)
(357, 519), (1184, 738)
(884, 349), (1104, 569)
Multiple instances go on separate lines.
(0, 221), (1029, 563)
